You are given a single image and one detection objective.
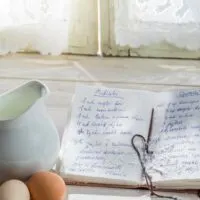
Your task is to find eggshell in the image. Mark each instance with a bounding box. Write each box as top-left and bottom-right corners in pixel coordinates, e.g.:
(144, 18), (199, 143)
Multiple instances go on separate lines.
(0, 179), (30, 200)
(27, 171), (66, 200)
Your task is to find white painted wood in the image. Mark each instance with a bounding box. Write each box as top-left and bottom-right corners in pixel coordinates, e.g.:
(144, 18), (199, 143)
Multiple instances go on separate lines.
(1, 54), (200, 135)
(2, 54), (200, 86)
(65, 0), (98, 55)
(101, 0), (200, 59)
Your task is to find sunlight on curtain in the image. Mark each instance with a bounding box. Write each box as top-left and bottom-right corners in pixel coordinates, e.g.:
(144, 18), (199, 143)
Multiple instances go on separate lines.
(0, 0), (70, 55)
(114, 0), (200, 50)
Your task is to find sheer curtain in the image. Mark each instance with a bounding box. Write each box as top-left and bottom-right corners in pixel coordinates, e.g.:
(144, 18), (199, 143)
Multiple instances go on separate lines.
(0, 0), (70, 55)
(114, 0), (200, 51)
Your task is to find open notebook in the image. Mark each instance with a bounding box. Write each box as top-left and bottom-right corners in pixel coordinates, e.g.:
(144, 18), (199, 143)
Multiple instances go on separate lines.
(59, 85), (200, 189)
(67, 186), (200, 200)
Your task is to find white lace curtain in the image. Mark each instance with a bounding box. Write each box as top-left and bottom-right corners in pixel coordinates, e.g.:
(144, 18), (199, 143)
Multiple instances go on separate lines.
(0, 0), (70, 55)
(114, 0), (200, 51)
(2, 0), (200, 56)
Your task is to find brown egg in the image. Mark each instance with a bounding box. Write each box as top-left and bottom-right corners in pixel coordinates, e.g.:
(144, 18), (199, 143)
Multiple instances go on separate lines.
(27, 171), (66, 200)
(0, 179), (30, 200)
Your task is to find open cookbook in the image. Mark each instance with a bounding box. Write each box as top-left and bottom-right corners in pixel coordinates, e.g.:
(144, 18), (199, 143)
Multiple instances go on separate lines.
(59, 85), (200, 190)
(67, 186), (200, 200)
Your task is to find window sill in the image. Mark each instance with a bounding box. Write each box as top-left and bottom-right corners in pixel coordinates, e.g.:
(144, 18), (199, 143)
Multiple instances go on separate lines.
(0, 53), (200, 88)
(1, 53), (200, 134)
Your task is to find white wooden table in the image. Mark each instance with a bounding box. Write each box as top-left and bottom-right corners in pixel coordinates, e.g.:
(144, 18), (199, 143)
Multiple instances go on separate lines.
(0, 54), (200, 137)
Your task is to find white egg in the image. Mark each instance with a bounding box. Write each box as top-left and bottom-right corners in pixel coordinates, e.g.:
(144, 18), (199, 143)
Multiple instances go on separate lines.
(0, 180), (30, 200)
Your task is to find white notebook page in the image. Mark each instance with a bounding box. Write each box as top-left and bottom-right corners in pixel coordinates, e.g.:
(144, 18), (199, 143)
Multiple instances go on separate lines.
(147, 89), (200, 182)
(60, 85), (154, 184)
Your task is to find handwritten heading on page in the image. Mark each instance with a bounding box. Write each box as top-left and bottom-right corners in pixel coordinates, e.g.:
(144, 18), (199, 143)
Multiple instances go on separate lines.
(61, 85), (153, 183)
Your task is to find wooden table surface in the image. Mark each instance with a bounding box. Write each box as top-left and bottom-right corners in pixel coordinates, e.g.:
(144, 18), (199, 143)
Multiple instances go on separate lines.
(1, 54), (200, 137)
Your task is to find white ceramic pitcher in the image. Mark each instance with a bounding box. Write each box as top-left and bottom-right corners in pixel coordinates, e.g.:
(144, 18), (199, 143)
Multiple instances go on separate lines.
(0, 80), (60, 183)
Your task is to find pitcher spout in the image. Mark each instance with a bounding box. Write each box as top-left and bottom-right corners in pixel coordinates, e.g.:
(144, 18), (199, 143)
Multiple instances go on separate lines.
(0, 80), (50, 121)
(24, 80), (50, 98)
